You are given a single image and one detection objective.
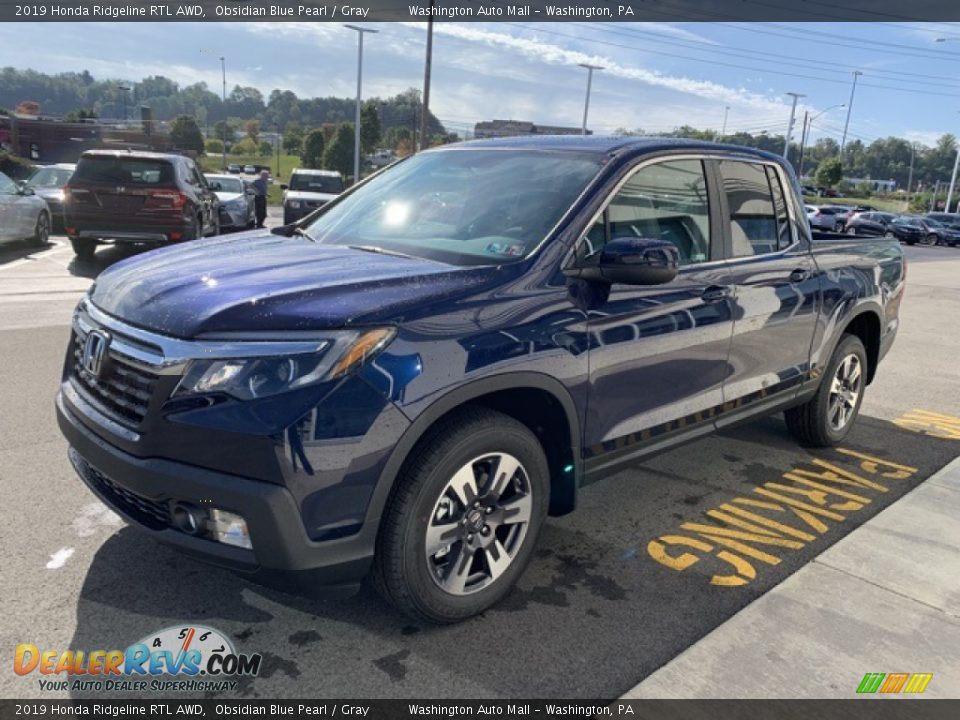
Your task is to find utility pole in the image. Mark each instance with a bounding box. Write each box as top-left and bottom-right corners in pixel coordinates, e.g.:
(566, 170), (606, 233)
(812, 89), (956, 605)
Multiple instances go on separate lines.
(578, 64), (603, 135)
(220, 56), (227, 171)
(840, 70), (862, 159)
(719, 105), (729, 141)
(783, 92), (805, 160)
(947, 146), (960, 214)
(797, 112), (810, 178)
(418, 4), (434, 152)
(345, 24), (378, 185)
(930, 180), (941, 212)
(906, 142), (917, 197)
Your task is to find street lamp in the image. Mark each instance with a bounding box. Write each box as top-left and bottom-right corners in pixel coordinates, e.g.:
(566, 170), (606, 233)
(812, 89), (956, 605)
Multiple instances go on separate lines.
(797, 103), (845, 178)
(345, 24), (379, 186)
(719, 105), (730, 141)
(117, 84), (130, 126)
(274, 122), (281, 178)
(578, 63), (603, 136)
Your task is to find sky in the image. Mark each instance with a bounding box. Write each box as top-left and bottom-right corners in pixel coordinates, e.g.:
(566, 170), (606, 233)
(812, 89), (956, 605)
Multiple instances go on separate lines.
(3, 20), (960, 148)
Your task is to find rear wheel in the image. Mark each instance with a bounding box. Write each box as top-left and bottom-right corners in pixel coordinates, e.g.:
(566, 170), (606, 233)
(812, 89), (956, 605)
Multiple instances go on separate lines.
(69, 237), (96, 259)
(922, 233), (938, 246)
(372, 407), (549, 623)
(785, 334), (867, 447)
(31, 211), (50, 247)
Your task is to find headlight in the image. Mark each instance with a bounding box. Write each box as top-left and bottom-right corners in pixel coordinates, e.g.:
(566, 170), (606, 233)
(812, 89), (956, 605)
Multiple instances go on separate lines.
(226, 198), (246, 209)
(172, 328), (395, 401)
(287, 200), (301, 209)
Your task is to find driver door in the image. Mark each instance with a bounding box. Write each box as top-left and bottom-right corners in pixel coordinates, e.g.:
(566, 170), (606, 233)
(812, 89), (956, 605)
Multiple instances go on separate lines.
(571, 157), (736, 473)
(0, 173), (23, 242)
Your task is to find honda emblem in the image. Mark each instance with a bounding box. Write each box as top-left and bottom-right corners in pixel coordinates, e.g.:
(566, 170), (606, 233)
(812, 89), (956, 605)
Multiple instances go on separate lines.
(81, 330), (110, 378)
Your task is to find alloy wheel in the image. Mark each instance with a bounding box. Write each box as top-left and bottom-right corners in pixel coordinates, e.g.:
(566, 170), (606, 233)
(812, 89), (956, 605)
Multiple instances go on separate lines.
(828, 353), (863, 431)
(424, 453), (533, 596)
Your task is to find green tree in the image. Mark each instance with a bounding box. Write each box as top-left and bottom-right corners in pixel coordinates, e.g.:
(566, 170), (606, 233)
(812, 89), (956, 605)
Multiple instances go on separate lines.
(231, 137), (258, 155)
(169, 115), (205, 155)
(258, 140), (273, 157)
(323, 123), (355, 178)
(815, 157), (843, 188)
(283, 125), (304, 154)
(360, 101), (381, 155)
(244, 118), (261, 144)
(300, 128), (326, 169)
(213, 120), (236, 144)
(205, 138), (224, 154)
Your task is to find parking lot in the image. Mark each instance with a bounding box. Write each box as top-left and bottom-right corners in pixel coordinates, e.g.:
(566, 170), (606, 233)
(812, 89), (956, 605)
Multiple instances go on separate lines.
(0, 230), (958, 699)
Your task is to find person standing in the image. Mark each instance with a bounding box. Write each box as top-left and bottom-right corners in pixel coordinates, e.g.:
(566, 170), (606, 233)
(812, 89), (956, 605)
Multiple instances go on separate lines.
(252, 169), (269, 228)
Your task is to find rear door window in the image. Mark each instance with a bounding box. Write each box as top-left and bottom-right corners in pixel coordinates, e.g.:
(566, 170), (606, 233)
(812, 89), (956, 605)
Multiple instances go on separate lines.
(718, 160), (792, 257)
(73, 156), (174, 185)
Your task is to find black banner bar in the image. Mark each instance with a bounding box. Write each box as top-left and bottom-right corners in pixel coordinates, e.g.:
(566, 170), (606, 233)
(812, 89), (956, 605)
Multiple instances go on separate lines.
(2, 0), (960, 22)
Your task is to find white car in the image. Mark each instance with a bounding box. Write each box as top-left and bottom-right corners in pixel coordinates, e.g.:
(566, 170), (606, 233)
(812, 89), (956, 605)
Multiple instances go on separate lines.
(805, 205), (838, 231)
(0, 170), (51, 247)
(281, 169), (344, 224)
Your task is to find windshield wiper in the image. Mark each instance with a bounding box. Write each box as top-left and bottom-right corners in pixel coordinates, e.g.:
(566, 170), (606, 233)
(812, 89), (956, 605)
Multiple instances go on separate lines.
(293, 226), (316, 242)
(347, 244), (419, 260)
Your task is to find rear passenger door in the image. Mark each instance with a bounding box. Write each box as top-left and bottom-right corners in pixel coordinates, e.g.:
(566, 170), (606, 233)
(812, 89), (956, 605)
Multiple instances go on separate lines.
(713, 159), (819, 423)
(573, 158), (736, 472)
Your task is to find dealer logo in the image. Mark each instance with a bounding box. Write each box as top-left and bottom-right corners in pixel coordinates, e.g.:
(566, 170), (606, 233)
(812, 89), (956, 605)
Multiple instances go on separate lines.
(15, 624), (261, 693)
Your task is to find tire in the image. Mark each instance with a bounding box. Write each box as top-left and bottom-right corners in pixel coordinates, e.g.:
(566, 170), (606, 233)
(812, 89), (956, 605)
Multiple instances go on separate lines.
(372, 406), (550, 624)
(31, 211), (50, 247)
(785, 334), (868, 447)
(922, 234), (938, 246)
(884, 230), (895, 240)
(847, 226), (857, 235)
(184, 215), (201, 241)
(69, 237), (96, 259)
(206, 214), (220, 237)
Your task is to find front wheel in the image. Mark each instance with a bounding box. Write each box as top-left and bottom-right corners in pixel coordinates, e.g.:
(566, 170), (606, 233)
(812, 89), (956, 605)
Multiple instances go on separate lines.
(921, 233), (938, 246)
(785, 334), (867, 447)
(372, 407), (549, 623)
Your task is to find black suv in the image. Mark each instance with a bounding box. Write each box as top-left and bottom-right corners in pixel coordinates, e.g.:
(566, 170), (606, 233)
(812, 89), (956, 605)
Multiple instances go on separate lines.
(64, 150), (220, 259)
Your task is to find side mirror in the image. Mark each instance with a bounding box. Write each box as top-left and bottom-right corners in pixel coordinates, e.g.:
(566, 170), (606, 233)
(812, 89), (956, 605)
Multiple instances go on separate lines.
(566, 237), (680, 286)
(280, 183), (288, 191)
(19, 185), (35, 196)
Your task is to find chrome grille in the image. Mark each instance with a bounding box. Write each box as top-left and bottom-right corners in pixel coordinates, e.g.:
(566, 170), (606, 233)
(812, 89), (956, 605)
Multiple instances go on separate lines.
(70, 331), (159, 427)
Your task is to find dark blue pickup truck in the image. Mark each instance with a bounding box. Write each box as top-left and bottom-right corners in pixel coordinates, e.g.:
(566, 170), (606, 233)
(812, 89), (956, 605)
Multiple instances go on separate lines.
(57, 137), (905, 623)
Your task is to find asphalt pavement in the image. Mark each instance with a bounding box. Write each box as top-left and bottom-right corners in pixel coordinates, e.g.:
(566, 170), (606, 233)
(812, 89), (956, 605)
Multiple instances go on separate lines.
(0, 230), (958, 699)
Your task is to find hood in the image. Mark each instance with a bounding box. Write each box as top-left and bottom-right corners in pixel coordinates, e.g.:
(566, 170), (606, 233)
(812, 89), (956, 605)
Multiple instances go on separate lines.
(214, 191), (244, 203)
(284, 190), (338, 203)
(90, 232), (498, 338)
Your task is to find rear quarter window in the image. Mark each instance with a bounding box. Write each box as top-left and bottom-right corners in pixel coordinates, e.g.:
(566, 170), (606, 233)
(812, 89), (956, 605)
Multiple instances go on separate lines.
(73, 157), (175, 185)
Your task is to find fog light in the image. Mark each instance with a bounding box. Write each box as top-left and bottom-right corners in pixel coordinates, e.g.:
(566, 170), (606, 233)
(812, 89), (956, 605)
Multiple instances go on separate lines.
(208, 509), (252, 549)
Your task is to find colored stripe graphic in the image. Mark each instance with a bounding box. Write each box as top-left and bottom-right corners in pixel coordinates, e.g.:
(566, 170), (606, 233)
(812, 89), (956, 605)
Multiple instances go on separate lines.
(857, 673), (885, 693)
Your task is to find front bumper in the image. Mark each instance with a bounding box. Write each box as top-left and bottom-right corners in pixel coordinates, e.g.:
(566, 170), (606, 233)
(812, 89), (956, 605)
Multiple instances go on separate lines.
(56, 391), (374, 597)
(219, 205), (251, 230)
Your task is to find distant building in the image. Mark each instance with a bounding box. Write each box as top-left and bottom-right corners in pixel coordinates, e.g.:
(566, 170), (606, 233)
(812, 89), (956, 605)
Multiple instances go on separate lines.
(473, 119), (588, 139)
(845, 177), (897, 192)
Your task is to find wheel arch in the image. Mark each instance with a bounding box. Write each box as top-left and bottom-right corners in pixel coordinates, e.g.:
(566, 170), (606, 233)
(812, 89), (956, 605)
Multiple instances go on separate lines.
(367, 373), (583, 540)
(841, 308), (881, 384)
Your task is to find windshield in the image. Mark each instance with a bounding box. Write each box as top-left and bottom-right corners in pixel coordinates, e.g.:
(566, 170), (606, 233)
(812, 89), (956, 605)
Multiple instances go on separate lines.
(28, 167), (73, 188)
(923, 218), (943, 227)
(303, 149), (602, 265)
(290, 174), (344, 194)
(206, 176), (244, 193)
(895, 217), (922, 227)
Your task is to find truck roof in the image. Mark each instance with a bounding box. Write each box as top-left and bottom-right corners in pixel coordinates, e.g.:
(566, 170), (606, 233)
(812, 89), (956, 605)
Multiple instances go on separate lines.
(291, 168), (341, 177)
(449, 135), (784, 164)
(79, 149), (183, 162)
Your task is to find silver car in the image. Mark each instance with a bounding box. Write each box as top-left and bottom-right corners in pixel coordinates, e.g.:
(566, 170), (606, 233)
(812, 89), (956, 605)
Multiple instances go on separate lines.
(205, 173), (255, 232)
(0, 170), (50, 247)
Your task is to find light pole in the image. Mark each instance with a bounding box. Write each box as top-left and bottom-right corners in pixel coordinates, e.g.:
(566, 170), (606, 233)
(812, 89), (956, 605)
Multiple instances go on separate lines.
(419, 4), (434, 152)
(578, 63), (603, 136)
(947, 146), (960, 214)
(345, 24), (378, 185)
(783, 92), (805, 160)
(220, 56), (227, 171)
(797, 103), (845, 178)
(719, 105), (730, 141)
(840, 70), (862, 159)
(117, 84), (129, 126)
(274, 122), (281, 177)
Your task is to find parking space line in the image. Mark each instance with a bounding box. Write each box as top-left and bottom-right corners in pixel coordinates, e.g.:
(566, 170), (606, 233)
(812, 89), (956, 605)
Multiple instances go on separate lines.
(893, 409), (960, 440)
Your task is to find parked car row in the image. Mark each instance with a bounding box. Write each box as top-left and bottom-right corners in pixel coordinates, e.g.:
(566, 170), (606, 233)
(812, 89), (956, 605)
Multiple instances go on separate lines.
(4, 149), (348, 258)
(805, 203), (960, 247)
